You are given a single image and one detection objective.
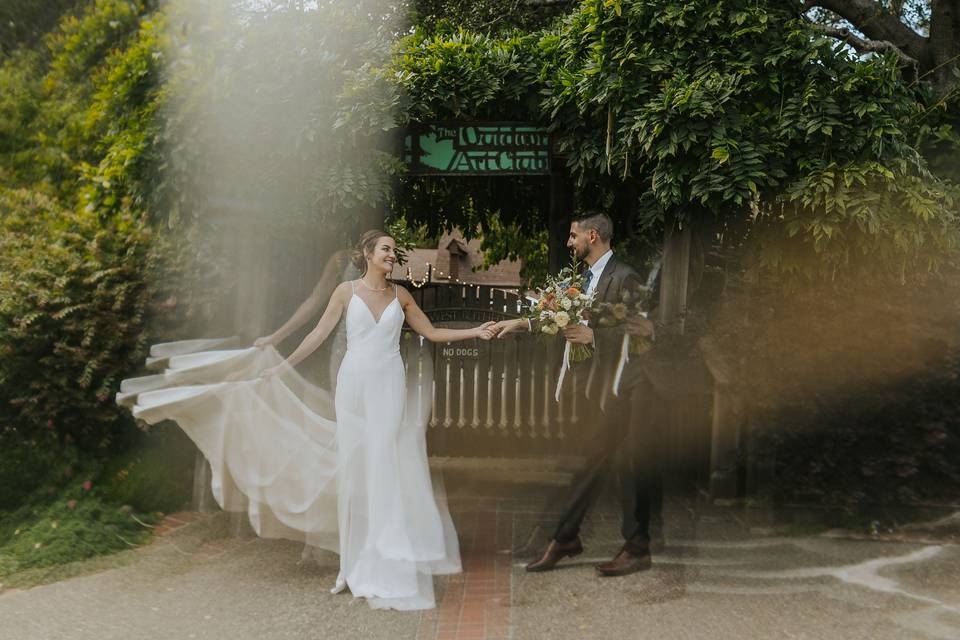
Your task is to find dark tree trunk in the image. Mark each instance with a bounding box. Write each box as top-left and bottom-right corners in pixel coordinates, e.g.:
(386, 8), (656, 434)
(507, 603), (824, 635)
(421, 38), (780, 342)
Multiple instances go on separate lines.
(927, 0), (960, 96)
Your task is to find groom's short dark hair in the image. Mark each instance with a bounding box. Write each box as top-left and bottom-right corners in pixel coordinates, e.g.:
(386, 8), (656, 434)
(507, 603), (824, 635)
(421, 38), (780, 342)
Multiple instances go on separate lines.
(572, 210), (613, 243)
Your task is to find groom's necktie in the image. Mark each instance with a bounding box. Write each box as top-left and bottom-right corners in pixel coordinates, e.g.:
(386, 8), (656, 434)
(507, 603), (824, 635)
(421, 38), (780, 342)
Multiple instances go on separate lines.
(582, 269), (594, 293)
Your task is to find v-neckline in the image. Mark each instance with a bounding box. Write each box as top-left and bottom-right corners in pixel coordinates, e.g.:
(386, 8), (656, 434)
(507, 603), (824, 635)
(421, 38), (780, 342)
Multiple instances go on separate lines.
(351, 293), (397, 326)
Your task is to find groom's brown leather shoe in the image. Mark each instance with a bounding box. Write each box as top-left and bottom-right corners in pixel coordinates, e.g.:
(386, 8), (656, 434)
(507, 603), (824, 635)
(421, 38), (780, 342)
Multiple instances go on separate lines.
(525, 537), (583, 572)
(595, 547), (652, 577)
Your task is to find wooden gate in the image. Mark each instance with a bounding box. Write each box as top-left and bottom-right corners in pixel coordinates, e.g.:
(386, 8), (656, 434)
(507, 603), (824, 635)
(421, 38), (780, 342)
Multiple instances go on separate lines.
(400, 282), (713, 481)
(400, 283), (589, 458)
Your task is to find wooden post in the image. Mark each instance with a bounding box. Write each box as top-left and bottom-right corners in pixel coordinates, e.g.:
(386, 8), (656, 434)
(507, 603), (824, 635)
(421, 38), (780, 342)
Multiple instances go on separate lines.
(658, 216), (692, 337)
(549, 169), (573, 274)
(699, 337), (741, 501)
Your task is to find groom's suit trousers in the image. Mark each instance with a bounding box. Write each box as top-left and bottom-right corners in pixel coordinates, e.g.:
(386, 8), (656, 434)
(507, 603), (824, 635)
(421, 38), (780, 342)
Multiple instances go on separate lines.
(546, 254), (660, 550)
(552, 365), (661, 551)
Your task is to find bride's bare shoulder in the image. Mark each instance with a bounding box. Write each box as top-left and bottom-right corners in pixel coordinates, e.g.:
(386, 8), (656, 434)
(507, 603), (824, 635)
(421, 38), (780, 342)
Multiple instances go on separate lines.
(331, 281), (354, 302)
(394, 283), (414, 304)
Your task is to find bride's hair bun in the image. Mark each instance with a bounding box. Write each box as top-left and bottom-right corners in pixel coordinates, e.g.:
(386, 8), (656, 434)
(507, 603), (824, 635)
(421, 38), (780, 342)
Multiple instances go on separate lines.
(352, 229), (388, 273)
(349, 247), (366, 272)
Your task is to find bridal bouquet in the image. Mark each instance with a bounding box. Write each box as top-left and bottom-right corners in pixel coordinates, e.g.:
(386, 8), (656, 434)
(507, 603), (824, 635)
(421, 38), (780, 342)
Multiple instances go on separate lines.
(590, 284), (655, 397)
(590, 285), (655, 356)
(524, 259), (597, 363)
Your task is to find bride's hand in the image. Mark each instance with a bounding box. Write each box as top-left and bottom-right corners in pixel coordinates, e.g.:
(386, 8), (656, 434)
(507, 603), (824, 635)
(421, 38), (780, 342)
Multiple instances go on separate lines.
(475, 321), (497, 341)
(254, 335), (276, 348)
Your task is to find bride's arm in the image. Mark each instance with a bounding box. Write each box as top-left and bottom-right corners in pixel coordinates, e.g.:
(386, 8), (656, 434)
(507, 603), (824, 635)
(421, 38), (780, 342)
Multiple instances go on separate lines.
(263, 282), (351, 374)
(397, 287), (494, 343)
(254, 250), (345, 347)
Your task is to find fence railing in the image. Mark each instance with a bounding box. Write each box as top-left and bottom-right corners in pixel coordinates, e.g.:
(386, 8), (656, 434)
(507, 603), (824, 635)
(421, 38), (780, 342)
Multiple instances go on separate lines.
(401, 283), (714, 478)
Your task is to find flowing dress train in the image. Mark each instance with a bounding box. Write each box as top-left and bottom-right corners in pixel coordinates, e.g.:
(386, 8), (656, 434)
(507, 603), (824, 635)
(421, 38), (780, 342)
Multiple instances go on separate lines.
(120, 285), (460, 610)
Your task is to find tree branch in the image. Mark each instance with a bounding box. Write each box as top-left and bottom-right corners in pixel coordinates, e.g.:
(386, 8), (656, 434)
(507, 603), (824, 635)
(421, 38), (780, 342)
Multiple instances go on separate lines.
(802, 0), (928, 61)
(810, 22), (920, 66)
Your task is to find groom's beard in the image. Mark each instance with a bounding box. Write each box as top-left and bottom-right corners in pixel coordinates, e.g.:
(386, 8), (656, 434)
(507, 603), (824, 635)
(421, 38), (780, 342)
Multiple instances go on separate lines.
(571, 246), (588, 261)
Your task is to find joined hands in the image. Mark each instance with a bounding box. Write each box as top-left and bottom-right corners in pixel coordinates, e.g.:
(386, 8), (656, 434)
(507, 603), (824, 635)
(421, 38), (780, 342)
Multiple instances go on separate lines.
(475, 321), (497, 340)
(488, 318), (528, 338)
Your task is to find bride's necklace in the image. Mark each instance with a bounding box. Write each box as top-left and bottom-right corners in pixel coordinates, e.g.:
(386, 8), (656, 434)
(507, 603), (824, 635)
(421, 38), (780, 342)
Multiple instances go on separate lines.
(359, 277), (388, 292)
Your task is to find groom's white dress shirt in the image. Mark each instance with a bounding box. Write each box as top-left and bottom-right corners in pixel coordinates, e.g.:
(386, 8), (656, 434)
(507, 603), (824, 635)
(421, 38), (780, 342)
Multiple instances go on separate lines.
(585, 249), (613, 297)
(581, 249), (613, 341)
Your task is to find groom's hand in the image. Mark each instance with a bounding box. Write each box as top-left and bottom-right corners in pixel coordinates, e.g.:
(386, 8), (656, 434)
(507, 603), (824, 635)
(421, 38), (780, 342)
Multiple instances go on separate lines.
(563, 324), (593, 345)
(493, 318), (528, 338)
(476, 321), (497, 340)
(625, 315), (654, 338)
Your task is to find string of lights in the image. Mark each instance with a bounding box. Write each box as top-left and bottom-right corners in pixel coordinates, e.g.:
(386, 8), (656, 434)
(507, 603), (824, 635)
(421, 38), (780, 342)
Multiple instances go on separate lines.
(404, 262), (489, 289)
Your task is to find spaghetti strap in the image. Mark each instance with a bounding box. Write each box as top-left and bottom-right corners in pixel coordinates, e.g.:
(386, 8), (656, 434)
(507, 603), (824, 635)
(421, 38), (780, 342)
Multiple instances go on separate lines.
(393, 283), (398, 299)
(350, 280), (356, 294)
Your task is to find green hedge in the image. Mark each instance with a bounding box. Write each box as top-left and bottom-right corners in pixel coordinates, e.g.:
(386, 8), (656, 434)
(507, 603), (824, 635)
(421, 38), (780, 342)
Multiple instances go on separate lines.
(0, 188), (156, 454)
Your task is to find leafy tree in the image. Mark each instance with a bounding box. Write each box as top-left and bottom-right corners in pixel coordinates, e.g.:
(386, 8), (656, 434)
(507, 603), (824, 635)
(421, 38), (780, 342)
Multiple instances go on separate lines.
(0, 0), (82, 57)
(796, 0), (960, 98)
(0, 1), (214, 459)
(340, 1), (956, 282)
(159, 1), (401, 238)
(407, 0), (567, 34)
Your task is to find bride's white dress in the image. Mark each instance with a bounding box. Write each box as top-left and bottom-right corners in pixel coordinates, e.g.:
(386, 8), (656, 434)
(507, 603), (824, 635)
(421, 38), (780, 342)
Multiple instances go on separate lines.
(120, 284), (461, 610)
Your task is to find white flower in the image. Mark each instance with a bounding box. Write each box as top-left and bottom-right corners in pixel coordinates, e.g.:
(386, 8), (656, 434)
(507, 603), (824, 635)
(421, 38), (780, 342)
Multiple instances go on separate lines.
(541, 323), (559, 335)
(560, 297), (572, 310)
(554, 311), (571, 328)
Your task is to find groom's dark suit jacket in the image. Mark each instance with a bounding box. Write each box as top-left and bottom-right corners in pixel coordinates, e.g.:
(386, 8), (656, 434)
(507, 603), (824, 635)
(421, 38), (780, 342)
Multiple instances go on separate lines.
(530, 253), (643, 405)
(574, 254), (643, 407)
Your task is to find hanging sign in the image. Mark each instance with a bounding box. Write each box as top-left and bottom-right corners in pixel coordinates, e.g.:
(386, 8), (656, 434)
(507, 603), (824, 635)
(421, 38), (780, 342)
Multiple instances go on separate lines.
(404, 122), (552, 175)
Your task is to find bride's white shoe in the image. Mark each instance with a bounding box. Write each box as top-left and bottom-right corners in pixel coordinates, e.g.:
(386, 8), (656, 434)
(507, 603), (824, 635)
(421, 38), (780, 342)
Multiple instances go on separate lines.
(330, 573), (347, 594)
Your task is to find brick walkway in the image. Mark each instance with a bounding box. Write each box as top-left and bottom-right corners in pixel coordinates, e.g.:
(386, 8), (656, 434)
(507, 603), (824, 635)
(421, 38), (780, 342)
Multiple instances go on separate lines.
(417, 500), (514, 640)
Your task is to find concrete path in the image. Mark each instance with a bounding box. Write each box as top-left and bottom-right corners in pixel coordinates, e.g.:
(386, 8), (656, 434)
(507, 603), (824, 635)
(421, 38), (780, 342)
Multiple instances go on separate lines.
(2, 493), (958, 640)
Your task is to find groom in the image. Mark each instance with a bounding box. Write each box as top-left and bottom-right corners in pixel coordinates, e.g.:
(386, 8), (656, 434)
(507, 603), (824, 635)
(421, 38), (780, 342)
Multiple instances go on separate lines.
(493, 210), (657, 576)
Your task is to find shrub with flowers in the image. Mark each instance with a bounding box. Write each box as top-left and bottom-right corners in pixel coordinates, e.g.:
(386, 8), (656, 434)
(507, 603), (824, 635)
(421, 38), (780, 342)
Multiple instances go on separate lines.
(523, 259), (597, 362)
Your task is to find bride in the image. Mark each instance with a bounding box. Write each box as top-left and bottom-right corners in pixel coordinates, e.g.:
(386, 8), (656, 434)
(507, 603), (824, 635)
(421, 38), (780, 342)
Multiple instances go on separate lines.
(123, 229), (495, 610)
